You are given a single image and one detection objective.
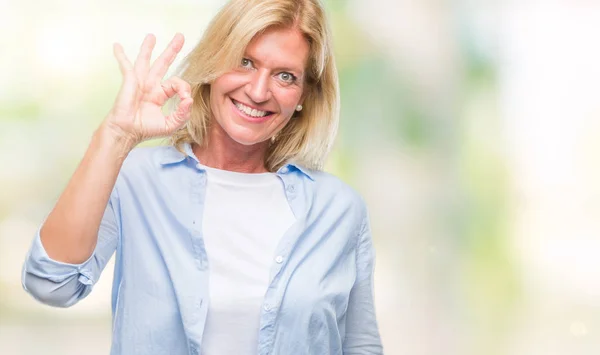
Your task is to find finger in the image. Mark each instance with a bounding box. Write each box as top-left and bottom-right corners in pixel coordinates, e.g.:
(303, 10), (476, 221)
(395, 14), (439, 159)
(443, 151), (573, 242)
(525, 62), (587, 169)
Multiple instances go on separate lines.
(112, 72), (138, 115)
(166, 97), (194, 129)
(160, 76), (191, 100)
(113, 43), (133, 75)
(147, 33), (185, 84)
(133, 34), (156, 79)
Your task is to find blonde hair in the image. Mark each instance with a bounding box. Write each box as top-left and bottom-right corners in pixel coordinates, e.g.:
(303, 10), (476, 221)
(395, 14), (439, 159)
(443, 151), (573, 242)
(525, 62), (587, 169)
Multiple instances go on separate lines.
(171, 0), (339, 171)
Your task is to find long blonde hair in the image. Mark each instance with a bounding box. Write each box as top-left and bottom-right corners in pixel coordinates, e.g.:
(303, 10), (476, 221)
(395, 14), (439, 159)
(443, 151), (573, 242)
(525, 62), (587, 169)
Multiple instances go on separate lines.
(171, 0), (339, 171)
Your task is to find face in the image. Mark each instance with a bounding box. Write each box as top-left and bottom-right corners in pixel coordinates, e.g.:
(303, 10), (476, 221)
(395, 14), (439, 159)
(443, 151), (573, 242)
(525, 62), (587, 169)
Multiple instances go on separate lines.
(209, 26), (310, 146)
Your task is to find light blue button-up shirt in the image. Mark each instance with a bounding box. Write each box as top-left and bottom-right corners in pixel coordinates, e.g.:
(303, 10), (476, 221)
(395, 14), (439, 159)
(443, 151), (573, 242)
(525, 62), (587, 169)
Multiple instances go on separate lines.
(22, 144), (383, 355)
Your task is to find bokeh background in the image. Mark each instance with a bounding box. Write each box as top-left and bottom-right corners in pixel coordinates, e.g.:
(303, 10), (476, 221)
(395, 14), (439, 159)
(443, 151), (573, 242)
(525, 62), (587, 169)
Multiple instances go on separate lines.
(1, 0), (600, 354)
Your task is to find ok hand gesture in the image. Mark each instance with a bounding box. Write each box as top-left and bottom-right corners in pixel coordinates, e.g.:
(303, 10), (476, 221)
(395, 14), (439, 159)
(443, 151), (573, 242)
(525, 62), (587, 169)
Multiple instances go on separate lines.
(105, 33), (193, 145)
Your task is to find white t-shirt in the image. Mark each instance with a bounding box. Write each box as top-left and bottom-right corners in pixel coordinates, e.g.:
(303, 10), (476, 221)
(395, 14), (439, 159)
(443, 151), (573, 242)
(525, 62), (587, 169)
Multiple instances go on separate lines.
(200, 164), (296, 355)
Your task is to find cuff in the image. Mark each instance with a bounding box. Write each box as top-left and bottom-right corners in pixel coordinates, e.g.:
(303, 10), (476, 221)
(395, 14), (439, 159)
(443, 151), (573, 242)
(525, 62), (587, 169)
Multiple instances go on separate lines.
(24, 229), (95, 286)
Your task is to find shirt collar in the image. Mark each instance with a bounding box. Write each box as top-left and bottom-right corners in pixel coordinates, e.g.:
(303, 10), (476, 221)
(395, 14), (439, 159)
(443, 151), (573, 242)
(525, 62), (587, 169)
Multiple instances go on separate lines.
(159, 142), (314, 181)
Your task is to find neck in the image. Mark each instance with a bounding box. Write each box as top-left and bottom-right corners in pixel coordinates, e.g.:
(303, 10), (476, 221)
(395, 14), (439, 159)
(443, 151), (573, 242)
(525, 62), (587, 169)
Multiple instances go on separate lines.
(192, 124), (270, 173)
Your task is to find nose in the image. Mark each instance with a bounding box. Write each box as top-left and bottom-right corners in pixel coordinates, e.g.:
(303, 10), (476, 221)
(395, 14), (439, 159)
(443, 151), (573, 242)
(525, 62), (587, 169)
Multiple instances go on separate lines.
(245, 70), (271, 103)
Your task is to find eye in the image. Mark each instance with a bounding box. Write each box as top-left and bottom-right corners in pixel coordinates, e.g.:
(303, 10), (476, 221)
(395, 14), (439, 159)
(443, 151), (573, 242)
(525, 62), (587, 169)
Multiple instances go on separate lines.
(277, 72), (297, 84)
(240, 58), (253, 69)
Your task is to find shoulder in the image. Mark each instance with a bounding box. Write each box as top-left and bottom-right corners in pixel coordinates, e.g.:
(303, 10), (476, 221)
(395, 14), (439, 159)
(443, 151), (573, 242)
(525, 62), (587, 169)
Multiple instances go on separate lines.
(117, 144), (184, 183)
(120, 145), (180, 173)
(306, 168), (369, 218)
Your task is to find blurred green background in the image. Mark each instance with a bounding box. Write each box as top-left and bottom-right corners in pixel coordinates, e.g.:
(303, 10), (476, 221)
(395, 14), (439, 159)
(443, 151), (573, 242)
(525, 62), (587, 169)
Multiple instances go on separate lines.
(2, 0), (600, 354)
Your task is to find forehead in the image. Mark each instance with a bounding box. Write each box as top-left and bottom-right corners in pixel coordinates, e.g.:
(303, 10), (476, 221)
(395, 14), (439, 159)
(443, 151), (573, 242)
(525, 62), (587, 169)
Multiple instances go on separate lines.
(245, 27), (310, 72)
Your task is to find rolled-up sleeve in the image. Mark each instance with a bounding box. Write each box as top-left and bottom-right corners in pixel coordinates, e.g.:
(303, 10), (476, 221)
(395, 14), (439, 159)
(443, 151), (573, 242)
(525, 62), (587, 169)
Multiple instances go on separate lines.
(343, 216), (383, 354)
(22, 194), (119, 308)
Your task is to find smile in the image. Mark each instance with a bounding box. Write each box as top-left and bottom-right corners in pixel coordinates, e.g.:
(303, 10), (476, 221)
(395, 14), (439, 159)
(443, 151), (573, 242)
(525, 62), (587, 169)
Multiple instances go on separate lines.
(231, 99), (274, 118)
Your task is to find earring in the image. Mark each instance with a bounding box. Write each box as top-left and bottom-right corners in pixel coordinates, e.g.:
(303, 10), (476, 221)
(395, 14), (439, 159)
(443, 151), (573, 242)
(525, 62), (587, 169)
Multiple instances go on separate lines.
(295, 104), (303, 112)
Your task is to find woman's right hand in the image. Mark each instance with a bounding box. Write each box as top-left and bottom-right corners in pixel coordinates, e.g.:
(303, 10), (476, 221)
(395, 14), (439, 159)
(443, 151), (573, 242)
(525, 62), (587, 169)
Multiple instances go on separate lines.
(103, 33), (193, 146)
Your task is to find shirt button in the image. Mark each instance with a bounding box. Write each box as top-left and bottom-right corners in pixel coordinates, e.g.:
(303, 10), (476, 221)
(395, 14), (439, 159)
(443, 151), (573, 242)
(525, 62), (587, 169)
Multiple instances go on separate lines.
(264, 303), (273, 312)
(275, 255), (284, 264)
(286, 184), (295, 193)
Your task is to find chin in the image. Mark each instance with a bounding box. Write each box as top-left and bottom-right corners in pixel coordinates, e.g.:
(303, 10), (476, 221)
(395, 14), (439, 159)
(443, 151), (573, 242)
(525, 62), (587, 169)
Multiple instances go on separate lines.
(224, 124), (270, 146)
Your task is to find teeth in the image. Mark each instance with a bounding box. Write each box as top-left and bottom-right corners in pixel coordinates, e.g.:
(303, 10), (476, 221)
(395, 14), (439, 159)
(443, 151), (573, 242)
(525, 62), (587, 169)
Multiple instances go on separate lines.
(234, 100), (268, 117)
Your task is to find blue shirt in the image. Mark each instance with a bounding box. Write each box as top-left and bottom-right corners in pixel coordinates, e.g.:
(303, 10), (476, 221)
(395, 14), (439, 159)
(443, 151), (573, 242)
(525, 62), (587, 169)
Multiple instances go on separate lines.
(22, 144), (383, 355)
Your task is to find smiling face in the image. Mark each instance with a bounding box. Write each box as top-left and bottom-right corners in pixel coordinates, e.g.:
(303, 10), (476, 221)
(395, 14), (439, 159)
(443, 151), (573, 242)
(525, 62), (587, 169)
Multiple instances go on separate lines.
(208, 26), (310, 147)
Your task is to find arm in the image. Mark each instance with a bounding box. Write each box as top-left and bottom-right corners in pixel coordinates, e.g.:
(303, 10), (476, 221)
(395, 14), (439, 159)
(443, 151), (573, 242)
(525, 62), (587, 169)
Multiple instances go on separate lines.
(39, 126), (133, 264)
(21, 33), (193, 307)
(343, 217), (384, 354)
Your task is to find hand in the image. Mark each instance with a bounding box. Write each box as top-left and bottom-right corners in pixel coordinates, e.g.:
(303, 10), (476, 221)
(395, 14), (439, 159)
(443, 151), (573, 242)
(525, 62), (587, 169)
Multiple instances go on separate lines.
(104, 33), (193, 145)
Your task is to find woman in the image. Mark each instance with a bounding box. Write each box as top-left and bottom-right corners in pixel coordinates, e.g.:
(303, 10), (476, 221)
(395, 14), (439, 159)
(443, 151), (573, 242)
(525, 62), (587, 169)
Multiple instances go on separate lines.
(22, 0), (382, 354)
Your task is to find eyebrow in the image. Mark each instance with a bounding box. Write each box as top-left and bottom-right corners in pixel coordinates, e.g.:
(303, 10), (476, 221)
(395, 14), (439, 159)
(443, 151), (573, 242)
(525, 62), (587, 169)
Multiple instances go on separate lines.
(244, 53), (305, 77)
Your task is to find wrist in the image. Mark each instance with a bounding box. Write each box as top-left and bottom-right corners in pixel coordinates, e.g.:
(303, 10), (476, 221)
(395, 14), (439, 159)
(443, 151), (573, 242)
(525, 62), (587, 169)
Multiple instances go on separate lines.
(95, 121), (139, 158)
